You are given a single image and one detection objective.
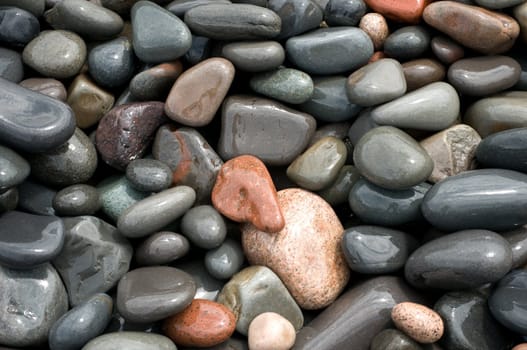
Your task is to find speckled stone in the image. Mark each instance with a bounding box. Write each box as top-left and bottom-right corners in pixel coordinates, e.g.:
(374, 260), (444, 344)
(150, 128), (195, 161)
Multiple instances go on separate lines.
(129, 61), (183, 101)
(219, 40), (285, 72)
(19, 78), (67, 101)
(248, 312), (296, 350)
(250, 67), (314, 104)
(392, 302), (444, 344)
(52, 184), (101, 216)
(502, 225), (527, 268)
(204, 238), (244, 280)
(431, 36), (464, 64)
(0, 145), (30, 190)
(23, 30), (86, 79)
(217, 265), (304, 335)
(88, 36), (135, 88)
(476, 127), (527, 172)
(318, 165), (361, 206)
(0, 48), (23, 83)
(359, 13), (389, 50)
(0, 6), (39, 47)
(402, 58), (446, 92)
(268, 0), (323, 40)
(97, 175), (148, 222)
(17, 180), (56, 216)
(82, 332), (177, 350)
(135, 231), (189, 266)
(489, 269), (527, 335)
(384, 25), (430, 61)
(0, 187), (18, 214)
(370, 329), (423, 350)
(125, 158), (172, 192)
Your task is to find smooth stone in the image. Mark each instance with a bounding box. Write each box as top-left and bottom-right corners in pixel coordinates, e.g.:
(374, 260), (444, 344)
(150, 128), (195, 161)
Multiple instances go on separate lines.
(420, 124), (481, 183)
(163, 299), (236, 347)
(135, 231), (190, 266)
(125, 158), (172, 192)
(132, 1), (191, 62)
(88, 37), (135, 88)
(503, 226), (527, 268)
(422, 169), (527, 231)
(464, 91), (527, 137)
(489, 269), (527, 334)
(384, 25), (430, 61)
(19, 78), (67, 101)
(212, 155), (284, 233)
(44, 0), (123, 40)
(217, 265), (304, 335)
(99, 0), (174, 15)
(176, 260), (223, 301)
(18, 180), (56, 215)
(347, 109), (379, 146)
(184, 3), (281, 40)
(152, 126), (223, 203)
(309, 121), (351, 146)
(402, 58), (446, 91)
(219, 41), (285, 72)
(370, 329), (423, 350)
(0, 77), (76, 153)
(0, 48), (23, 83)
(300, 76), (361, 122)
(286, 136), (347, 191)
(82, 332), (177, 350)
(181, 205), (227, 249)
(23, 30), (85, 79)
(248, 312), (296, 350)
(346, 58), (406, 107)
(0, 145), (30, 190)
(97, 175), (148, 222)
(475, 0), (525, 8)
(0, 263), (67, 347)
(434, 291), (512, 350)
(392, 302), (444, 344)
(52, 184), (101, 216)
(67, 74), (114, 129)
(363, 0), (428, 23)
(204, 238), (244, 280)
(341, 225), (418, 274)
(292, 276), (424, 350)
(515, 2), (527, 43)
(359, 13), (389, 51)
(0, 187), (17, 214)
(218, 95), (316, 166)
(129, 61), (183, 101)
(476, 127), (527, 172)
(27, 128), (97, 187)
(318, 164), (361, 206)
(49, 293), (113, 350)
(353, 126), (434, 190)
(96, 101), (167, 170)
(423, 1), (520, 54)
(184, 35), (211, 65)
(0, 0), (45, 17)
(53, 216), (133, 306)
(116, 266), (196, 323)
(0, 6), (39, 46)
(286, 27), (373, 75)
(431, 36), (464, 64)
(268, 0), (323, 39)
(349, 179), (430, 226)
(243, 188), (349, 309)
(0, 211), (64, 269)
(325, 0), (367, 26)
(371, 82), (459, 131)
(405, 229), (512, 289)
(250, 67), (314, 104)
(165, 57), (234, 127)
(166, 0), (232, 17)
(512, 50), (527, 90)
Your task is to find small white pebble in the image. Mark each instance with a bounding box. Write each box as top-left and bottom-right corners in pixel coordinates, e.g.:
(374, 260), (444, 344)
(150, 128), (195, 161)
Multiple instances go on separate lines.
(248, 312), (296, 350)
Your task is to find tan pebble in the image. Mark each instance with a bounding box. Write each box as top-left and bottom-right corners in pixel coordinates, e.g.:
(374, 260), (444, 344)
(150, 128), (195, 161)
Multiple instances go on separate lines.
(248, 312), (296, 350)
(513, 344), (527, 350)
(391, 302), (444, 344)
(359, 13), (389, 51)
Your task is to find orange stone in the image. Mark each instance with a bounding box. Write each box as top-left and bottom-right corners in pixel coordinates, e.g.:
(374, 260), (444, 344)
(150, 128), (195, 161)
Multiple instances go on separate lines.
(212, 155), (285, 233)
(513, 344), (527, 350)
(163, 299), (236, 348)
(363, 0), (430, 24)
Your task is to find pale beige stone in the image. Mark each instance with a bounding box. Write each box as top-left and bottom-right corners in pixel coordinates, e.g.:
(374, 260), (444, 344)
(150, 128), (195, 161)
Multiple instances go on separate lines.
(391, 302), (444, 344)
(359, 13), (389, 51)
(248, 312), (296, 350)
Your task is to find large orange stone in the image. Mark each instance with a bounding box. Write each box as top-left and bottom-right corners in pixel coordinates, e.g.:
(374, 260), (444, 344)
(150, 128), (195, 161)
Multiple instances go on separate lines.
(364, 0), (430, 24)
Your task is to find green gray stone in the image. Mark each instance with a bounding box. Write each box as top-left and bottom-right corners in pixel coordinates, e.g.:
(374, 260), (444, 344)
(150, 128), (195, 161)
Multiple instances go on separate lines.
(88, 37), (135, 88)
(52, 184), (101, 216)
(181, 205), (227, 249)
(204, 238), (245, 280)
(220, 41), (285, 72)
(97, 175), (148, 222)
(125, 158), (173, 192)
(318, 165), (361, 206)
(81, 332), (177, 350)
(250, 67), (314, 104)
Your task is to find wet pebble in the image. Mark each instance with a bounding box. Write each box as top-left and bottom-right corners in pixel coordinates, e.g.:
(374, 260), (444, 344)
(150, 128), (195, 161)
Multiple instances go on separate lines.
(52, 184), (101, 216)
(19, 77), (67, 101)
(88, 37), (135, 89)
(325, 0), (367, 26)
(384, 25), (430, 61)
(82, 332), (177, 350)
(125, 158), (173, 193)
(0, 144), (30, 190)
(219, 40), (285, 72)
(402, 58), (446, 91)
(250, 67), (314, 104)
(97, 175), (148, 222)
(181, 205), (227, 249)
(318, 164), (361, 206)
(364, 0), (428, 23)
(135, 231), (190, 266)
(0, 48), (23, 83)
(129, 61), (183, 101)
(0, 6), (39, 47)
(204, 238), (244, 280)
(391, 302), (444, 344)
(248, 312), (296, 350)
(476, 127), (527, 173)
(370, 329), (423, 350)
(489, 269), (527, 334)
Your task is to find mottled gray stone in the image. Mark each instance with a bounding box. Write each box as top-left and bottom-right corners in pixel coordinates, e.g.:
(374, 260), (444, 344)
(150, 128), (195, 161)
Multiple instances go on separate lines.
(82, 332), (177, 350)
(384, 25), (431, 61)
(97, 175), (148, 222)
(205, 238), (245, 279)
(125, 158), (172, 192)
(475, 127), (527, 173)
(219, 41), (285, 72)
(0, 48), (23, 83)
(135, 231), (190, 266)
(250, 67), (314, 104)
(0, 144), (30, 190)
(318, 164), (361, 206)
(52, 184), (101, 216)
(181, 205), (227, 249)
(268, 0), (324, 39)
(18, 180), (56, 216)
(88, 37), (135, 88)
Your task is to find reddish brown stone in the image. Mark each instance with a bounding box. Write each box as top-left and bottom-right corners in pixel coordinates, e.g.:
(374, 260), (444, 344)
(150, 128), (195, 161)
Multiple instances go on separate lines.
(402, 58), (446, 91)
(364, 0), (430, 24)
(212, 155), (284, 233)
(163, 299), (236, 348)
(431, 36), (464, 64)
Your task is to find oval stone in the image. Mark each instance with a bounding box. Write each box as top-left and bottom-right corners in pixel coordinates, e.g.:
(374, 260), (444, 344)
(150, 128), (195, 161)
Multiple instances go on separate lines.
(269, 0), (323, 40)
(431, 35), (465, 65)
(476, 127), (527, 172)
(391, 302), (444, 344)
(125, 158), (173, 193)
(405, 229), (512, 289)
(135, 231), (190, 266)
(181, 205), (227, 249)
(489, 269), (527, 334)
(318, 164), (361, 206)
(219, 40), (285, 72)
(422, 169), (527, 231)
(82, 332), (177, 350)
(502, 226), (527, 268)
(17, 180), (56, 216)
(0, 145), (30, 190)
(88, 37), (135, 88)
(383, 25), (430, 61)
(250, 67), (314, 104)
(52, 184), (101, 216)
(325, 0), (367, 26)
(363, 0), (428, 24)
(402, 58), (446, 92)
(0, 6), (39, 47)
(248, 312), (296, 350)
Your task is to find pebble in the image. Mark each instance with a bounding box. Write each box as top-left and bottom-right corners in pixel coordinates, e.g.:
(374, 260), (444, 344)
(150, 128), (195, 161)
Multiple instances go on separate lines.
(431, 35), (465, 64)
(49, 293), (113, 350)
(358, 13), (389, 51)
(52, 184), (101, 216)
(476, 127), (527, 172)
(475, 0), (525, 9)
(117, 185), (196, 238)
(269, 0), (324, 40)
(402, 58), (446, 91)
(363, 0), (428, 23)
(325, 0), (367, 26)
(0, 144), (30, 190)
(116, 266), (196, 323)
(218, 95), (316, 165)
(248, 312), (296, 350)
(318, 164), (361, 206)
(0, 6), (39, 47)
(177, 260), (223, 301)
(204, 238), (244, 280)
(163, 299), (236, 347)
(0, 187), (18, 214)
(515, 2), (527, 43)
(125, 158), (172, 192)
(489, 269), (527, 334)
(17, 180), (56, 216)
(0, 0), (45, 17)
(181, 205), (227, 249)
(217, 265), (304, 335)
(135, 231), (190, 266)
(53, 216), (133, 306)
(286, 27), (373, 75)
(165, 57), (235, 127)
(384, 25), (430, 61)
(370, 329), (423, 350)
(502, 226), (527, 268)
(0, 48), (23, 83)
(353, 126), (433, 190)
(88, 36), (135, 88)
(405, 229), (512, 289)
(391, 302), (444, 344)
(514, 345), (527, 350)
(423, 1), (520, 54)
(250, 67), (314, 104)
(0, 263), (68, 347)
(23, 30), (86, 79)
(212, 155), (284, 233)
(97, 175), (148, 221)
(243, 188), (349, 309)
(19, 78), (67, 101)
(82, 332), (177, 350)
(166, 0), (232, 17)
(129, 61), (183, 101)
(219, 40), (285, 72)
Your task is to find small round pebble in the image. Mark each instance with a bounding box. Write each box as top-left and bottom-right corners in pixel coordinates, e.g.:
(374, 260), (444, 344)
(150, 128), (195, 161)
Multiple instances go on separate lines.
(125, 158), (173, 192)
(52, 184), (101, 216)
(359, 13), (389, 51)
(181, 205), (227, 249)
(391, 302), (444, 344)
(248, 312), (296, 350)
(135, 231), (190, 266)
(205, 238), (245, 280)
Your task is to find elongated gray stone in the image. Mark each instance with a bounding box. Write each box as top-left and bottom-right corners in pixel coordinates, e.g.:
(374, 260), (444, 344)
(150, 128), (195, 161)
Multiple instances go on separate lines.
(475, 127), (527, 172)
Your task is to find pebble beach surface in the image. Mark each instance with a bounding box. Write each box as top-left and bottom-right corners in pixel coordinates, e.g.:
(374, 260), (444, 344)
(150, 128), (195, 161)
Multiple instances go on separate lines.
(1, 0), (527, 349)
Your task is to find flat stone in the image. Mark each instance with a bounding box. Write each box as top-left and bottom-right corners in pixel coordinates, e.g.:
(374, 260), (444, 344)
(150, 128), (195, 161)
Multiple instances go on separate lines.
(125, 158), (172, 193)
(132, 0), (191, 63)
(392, 302), (444, 344)
(163, 299), (236, 348)
(217, 265), (304, 335)
(19, 78), (67, 101)
(135, 231), (190, 266)
(0, 145), (30, 190)
(423, 1), (520, 54)
(370, 329), (422, 350)
(52, 184), (101, 216)
(218, 95), (316, 166)
(116, 266), (196, 323)
(204, 238), (244, 280)
(53, 216), (133, 306)
(219, 40), (284, 72)
(285, 27), (373, 75)
(325, 0), (367, 26)
(0, 6), (39, 47)
(363, 0), (429, 23)
(88, 37), (135, 88)
(0, 77), (76, 153)
(23, 30), (86, 79)
(129, 61), (183, 101)
(0, 48), (23, 83)
(318, 164), (361, 206)
(384, 25), (430, 61)
(165, 57), (234, 127)
(184, 3), (281, 40)
(117, 186), (196, 238)
(431, 35), (465, 64)
(248, 312), (296, 350)
(49, 293), (113, 350)
(97, 175), (148, 222)
(250, 67), (314, 104)
(402, 58), (446, 91)
(17, 180), (56, 216)
(476, 127), (527, 172)
(353, 126), (434, 190)
(0, 263), (68, 348)
(371, 82), (459, 131)
(0, 187), (17, 214)
(82, 332), (177, 350)
(0, 0), (45, 17)
(422, 169), (527, 231)
(268, 0), (323, 39)
(420, 124), (481, 183)
(489, 269), (527, 334)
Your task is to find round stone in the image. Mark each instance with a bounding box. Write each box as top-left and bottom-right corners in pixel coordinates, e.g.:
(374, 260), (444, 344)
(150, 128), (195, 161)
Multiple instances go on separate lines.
(125, 158), (173, 192)
(181, 205), (227, 249)
(383, 25), (430, 61)
(391, 302), (444, 343)
(248, 312), (296, 350)
(204, 238), (245, 280)
(82, 332), (177, 350)
(135, 231), (190, 266)
(431, 35), (464, 64)
(88, 37), (135, 88)
(0, 144), (30, 190)
(250, 67), (314, 104)
(52, 184), (101, 216)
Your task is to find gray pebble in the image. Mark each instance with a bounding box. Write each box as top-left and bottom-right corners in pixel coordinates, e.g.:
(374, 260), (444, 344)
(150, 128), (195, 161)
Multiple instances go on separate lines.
(268, 0), (324, 40)
(82, 332), (177, 350)
(52, 184), (101, 216)
(0, 187), (18, 214)
(205, 238), (245, 279)
(0, 144), (30, 190)
(135, 231), (190, 266)
(181, 205), (227, 249)
(125, 158), (173, 192)
(88, 36), (135, 88)
(18, 180), (56, 216)
(0, 48), (23, 82)
(384, 25), (431, 61)
(219, 41), (285, 72)
(318, 164), (361, 206)
(250, 67), (314, 104)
